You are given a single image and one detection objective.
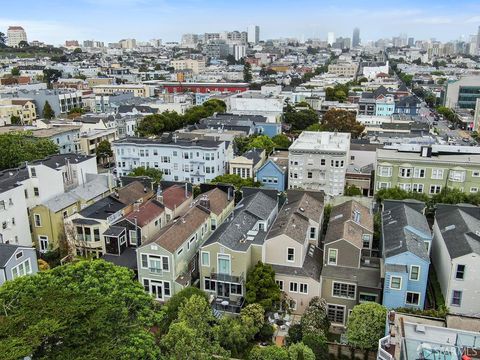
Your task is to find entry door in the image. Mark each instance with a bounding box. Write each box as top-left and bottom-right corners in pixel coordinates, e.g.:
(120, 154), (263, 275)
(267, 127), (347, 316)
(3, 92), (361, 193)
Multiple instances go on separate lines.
(39, 236), (49, 253)
(150, 281), (163, 300)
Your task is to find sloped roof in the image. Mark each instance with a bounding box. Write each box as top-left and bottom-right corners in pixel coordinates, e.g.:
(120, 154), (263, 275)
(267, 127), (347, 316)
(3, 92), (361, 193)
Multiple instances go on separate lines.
(435, 204), (480, 259)
(382, 200), (430, 261)
(125, 199), (164, 227)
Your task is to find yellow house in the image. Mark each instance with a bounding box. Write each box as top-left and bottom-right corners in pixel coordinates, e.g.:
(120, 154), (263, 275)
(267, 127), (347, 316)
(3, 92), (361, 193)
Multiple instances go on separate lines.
(30, 175), (113, 254)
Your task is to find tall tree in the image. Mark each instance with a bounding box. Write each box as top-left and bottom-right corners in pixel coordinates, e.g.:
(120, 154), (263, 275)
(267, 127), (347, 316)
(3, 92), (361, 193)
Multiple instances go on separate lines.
(96, 140), (113, 163)
(272, 134), (292, 149)
(243, 62), (253, 82)
(10, 67), (20, 76)
(43, 100), (55, 119)
(128, 167), (163, 184)
(0, 132), (58, 170)
(42, 68), (62, 88)
(300, 297), (330, 360)
(346, 302), (387, 350)
(245, 261), (280, 312)
(322, 108), (365, 138)
(18, 40), (29, 48)
(248, 345), (289, 360)
(288, 342), (316, 360)
(284, 108), (319, 131)
(0, 32), (6, 47)
(246, 135), (276, 154)
(0, 260), (160, 360)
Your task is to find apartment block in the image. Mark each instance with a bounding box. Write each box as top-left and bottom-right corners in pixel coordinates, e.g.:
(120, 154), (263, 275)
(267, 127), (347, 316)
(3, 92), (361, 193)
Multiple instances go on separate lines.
(375, 145), (480, 195)
(288, 131), (351, 196)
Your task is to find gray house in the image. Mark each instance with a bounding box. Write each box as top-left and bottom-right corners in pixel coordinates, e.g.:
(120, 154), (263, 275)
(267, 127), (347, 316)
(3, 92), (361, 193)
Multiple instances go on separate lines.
(0, 244), (38, 285)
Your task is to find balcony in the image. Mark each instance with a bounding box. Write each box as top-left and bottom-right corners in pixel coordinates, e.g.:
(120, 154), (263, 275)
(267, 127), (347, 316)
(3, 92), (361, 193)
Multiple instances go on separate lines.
(377, 335), (394, 360)
(211, 272), (244, 284)
(212, 296), (245, 315)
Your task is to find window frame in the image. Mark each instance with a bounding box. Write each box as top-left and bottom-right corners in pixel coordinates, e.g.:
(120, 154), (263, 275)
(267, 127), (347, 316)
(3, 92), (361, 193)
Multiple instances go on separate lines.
(390, 275), (402, 290)
(405, 291), (421, 306)
(328, 248), (338, 265)
(409, 265), (420, 281)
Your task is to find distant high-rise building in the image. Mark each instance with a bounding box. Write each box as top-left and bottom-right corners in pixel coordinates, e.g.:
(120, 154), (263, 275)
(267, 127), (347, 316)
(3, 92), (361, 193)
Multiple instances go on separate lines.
(7, 26), (27, 47)
(352, 27), (360, 47)
(477, 26), (480, 54)
(119, 38), (136, 49)
(65, 40), (79, 48)
(408, 37), (415, 47)
(247, 25), (260, 44)
(327, 32), (335, 46)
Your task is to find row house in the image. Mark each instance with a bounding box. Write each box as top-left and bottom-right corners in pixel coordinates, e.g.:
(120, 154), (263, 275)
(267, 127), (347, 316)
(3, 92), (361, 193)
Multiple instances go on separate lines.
(137, 186), (235, 302)
(0, 244), (38, 285)
(200, 189), (278, 314)
(321, 200), (381, 327)
(431, 204), (480, 317)
(265, 190), (324, 314)
(382, 200), (431, 310)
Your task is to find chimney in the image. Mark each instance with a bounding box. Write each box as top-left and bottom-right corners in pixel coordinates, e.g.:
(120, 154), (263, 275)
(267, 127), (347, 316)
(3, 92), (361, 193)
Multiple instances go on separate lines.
(199, 195), (210, 209)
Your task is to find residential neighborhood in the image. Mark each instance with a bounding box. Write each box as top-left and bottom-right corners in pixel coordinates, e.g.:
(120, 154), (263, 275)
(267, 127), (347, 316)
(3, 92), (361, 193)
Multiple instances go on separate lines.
(1, 2), (480, 359)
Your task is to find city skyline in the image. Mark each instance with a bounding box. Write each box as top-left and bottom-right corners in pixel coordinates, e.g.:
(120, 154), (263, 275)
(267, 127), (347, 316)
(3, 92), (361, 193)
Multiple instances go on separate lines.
(0, 0), (480, 45)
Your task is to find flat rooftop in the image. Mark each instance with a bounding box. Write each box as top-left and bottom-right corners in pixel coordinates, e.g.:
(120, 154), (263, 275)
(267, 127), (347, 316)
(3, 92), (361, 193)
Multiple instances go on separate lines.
(289, 131), (351, 152)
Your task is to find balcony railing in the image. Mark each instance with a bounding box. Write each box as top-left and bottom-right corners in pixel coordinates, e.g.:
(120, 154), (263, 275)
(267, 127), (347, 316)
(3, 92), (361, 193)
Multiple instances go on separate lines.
(377, 335), (393, 360)
(211, 272), (244, 284)
(149, 267), (163, 275)
(212, 296), (245, 315)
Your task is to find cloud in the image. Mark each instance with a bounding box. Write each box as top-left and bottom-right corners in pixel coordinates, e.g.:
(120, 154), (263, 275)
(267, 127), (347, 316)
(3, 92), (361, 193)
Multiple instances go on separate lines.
(410, 16), (453, 25)
(465, 15), (480, 23)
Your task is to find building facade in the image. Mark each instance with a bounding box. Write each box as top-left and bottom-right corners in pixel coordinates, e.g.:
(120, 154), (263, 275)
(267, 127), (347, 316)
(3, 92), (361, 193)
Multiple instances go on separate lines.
(288, 131), (351, 196)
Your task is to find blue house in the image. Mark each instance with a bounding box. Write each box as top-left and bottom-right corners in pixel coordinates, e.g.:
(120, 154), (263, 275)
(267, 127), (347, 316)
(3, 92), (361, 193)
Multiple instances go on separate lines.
(0, 244), (38, 286)
(394, 95), (421, 116)
(254, 122), (282, 138)
(382, 200), (431, 310)
(255, 150), (288, 192)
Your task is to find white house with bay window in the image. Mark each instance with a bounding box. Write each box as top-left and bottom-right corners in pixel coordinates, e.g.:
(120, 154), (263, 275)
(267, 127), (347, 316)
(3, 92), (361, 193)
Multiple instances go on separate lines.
(431, 204), (480, 317)
(112, 135), (233, 184)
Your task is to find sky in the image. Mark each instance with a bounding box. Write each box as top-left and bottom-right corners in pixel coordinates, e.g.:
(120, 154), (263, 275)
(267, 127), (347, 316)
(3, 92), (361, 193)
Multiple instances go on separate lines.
(0, 0), (479, 45)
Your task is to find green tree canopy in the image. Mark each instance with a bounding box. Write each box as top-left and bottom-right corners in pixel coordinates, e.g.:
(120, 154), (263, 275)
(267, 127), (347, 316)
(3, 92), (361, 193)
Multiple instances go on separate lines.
(322, 108), (365, 138)
(10, 115), (21, 125)
(43, 100), (55, 119)
(0, 260), (160, 360)
(288, 342), (316, 360)
(11, 67), (20, 76)
(247, 135), (276, 154)
(160, 294), (228, 360)
(375, 187), (429, 203)
(245, 261), (281, 312)
(210, 174), (261, 203)
(0, 132), (58, 170)
(0, 32), (6, 47)
(42, 68), (62, 88)
(128, 167), (163, 184)
(96, 140), (113, 161)
(344, 185), (362, 196)
(160, 286), (209, 333)
(284, 108), (319, 131)
(272, 134), (292, 149)
(346, 302), (387, 350)
(248, 345), (289, 360)
(244, 62), (253, 82)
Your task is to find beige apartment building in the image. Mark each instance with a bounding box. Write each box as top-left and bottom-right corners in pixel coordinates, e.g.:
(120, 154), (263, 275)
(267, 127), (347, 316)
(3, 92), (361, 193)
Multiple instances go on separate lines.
(92, 84), (153, 97)
(170, 59), (206, 75)
(328, 63), (359, 77)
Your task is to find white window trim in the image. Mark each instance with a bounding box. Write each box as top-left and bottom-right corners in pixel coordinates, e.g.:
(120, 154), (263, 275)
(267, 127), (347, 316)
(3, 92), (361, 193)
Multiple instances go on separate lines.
(11, 258), (32, 279)
(140, 253), (170, 273)
(217, 253), (231, 275)
(289, 281), (298, 293)
(38, 235), (49, 253)
(276, 279), (284, 291)
(286, 247), (295, 263)
(390, 275), (402, 290)
(331, 281), (356, 300)
(299, 283), (309, 294)
(359, 292), (378, 303)
(201, 251), (210, 267)
(451, 290), (462, 307)
(405, 291), (421, 306)
(327, 303), (346, 324)
(409, 265), (420, 281)
(143, 278), (171, 300)
(328, 248), (338, 265)
(34, 213), (41, 227)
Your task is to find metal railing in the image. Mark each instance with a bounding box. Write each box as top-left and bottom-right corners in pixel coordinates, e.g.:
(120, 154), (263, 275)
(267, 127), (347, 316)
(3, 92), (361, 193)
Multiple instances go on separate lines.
(377, 335), (393, 360)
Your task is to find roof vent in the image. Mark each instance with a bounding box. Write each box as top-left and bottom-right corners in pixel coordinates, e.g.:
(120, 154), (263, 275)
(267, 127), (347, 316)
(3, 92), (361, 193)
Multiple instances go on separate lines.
(415, 324), (426, 334)
(444, 225), (456, 232)
(299, 207), (305, 212)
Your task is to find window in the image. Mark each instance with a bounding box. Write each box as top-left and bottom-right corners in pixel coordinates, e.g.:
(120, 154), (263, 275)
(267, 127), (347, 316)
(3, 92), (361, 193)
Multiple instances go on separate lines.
(390, 276), (402, 290)
(218, 254), (231, 275)
(287, 248), (295, 262)
(201, 251), (210, 267)
(378, 166), (392, 177)
(378, 182), (391, 190)
(328, 249), (337, 265)
(177, 248), (183, 256)
(289, 299), (297, 311)
(289, 282), (298, 293)
(362, 234), (371, 248)
(327, 304), (345, 324)
(299, 283), (308, 294)
(276, 280), (284, 290)
(15, 251), (23, 259)
(34, 214), (41, 227)
(38, 236), (49, 253)
(410, 265), (420, 281)
(187, 235), (195, 250)
(472, 170), (480, 177)
(406, 292), (420, 306)
(455, 264), (465, 280)
(470, 187), (479, 193)
(429, 185), (442, 194)
(11, 259), (32, 279)
(451, 290), (462, 306)
(211, 218), (217, 231)
(412, 184), (424, 193)
(321, 159), (326, 166)
(34, 187), (39, 197)
(148, 255), (162, 273)
(431, 169), (444, 180)
(413, 168), (425, 178)
(30, 167), (36, 177)
(359, 293), (377, 303)
(307, 172), (313, 179)
(141, 254), (148, 268)
(309, 227), (316, 239)
(449, 170), (466, 182)
(333, 282), (356, 299)
(399, 168), (412, 178)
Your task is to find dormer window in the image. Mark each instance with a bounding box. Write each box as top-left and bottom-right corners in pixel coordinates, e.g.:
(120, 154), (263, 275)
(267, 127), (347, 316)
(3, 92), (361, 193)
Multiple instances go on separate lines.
(30, 167), (36, 177)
